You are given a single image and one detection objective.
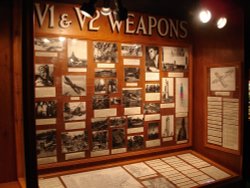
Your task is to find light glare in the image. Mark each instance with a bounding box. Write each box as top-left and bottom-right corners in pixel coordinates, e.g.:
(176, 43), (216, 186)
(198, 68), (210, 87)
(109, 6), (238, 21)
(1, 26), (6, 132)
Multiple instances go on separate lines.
(199, 9), (211, 23)
(217, 17), (227, 29)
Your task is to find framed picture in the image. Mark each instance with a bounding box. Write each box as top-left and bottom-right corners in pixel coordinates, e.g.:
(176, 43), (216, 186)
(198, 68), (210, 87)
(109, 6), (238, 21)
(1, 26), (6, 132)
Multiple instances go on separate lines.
(145, 46), (160, 72)
(121, 43), (142, 57)
(210, 66), (236, 91)
(63, 102), (86, 121)
(127, 135), (144, 151)
(34, 37), (64, 52)
(93, 41), (118, 63)
(62, 75), (86, 96)
(35, 64), (54, 87)
(67, 39), (87, 69)
(61, 131), (88, 153)
(162, 46), (188, 72)
(36, 129), (57, 158)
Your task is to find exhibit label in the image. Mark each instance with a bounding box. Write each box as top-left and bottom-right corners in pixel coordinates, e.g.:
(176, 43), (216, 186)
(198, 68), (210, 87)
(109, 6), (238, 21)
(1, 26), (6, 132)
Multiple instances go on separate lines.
(34, 3), (189, 39)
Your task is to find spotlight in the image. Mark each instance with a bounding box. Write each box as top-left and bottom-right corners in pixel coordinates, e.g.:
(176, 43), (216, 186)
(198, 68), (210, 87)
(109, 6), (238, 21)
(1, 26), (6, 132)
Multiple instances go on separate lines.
(80, 0), (97, 18)
(101, 0), (111, 16)
(217, 17), (227, 29)
(114, 0), (128, 21)
(199, 9), (212, 23)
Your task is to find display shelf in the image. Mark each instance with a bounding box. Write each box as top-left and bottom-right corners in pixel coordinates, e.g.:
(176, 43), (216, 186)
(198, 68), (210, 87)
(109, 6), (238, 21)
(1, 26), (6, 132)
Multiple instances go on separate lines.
(38, 150), (239, 188)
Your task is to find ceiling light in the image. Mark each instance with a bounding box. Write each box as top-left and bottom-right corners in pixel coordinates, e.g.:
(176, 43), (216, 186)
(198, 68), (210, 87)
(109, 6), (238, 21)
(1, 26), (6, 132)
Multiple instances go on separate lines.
(80, 0), (127, 21)
(101, 0), (111, 16)
(80, 0), (97, 18)
(217, 17), (227, 29)
(199, 9), (212, 23)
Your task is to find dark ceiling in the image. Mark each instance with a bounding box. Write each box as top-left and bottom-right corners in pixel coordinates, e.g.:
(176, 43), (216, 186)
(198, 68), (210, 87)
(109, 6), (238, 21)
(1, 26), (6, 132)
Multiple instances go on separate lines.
(49, 0), (243, 22)
(49, 0), (199, 20)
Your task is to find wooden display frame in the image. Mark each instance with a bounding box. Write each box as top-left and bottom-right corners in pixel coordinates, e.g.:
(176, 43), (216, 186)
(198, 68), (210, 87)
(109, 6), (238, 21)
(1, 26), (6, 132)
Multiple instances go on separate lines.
(205, 63), (242, 155)
(33, 2), (194, 174)
(38, 150), (239, 188)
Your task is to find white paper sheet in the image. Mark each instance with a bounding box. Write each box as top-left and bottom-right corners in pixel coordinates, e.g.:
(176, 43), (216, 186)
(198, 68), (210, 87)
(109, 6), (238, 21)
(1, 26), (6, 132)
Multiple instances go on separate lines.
(39, 177), (64, 188)
(61, 166), (143, 188)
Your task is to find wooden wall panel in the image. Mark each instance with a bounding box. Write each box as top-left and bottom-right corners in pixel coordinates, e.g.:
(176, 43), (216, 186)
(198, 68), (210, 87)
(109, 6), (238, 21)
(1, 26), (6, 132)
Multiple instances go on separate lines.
(192, 6), (244, 174)
(0, 0), (18, 183)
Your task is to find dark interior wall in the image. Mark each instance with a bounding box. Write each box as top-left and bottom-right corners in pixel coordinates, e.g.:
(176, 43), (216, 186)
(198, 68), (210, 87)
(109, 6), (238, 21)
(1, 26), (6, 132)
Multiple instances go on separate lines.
(192, 4), (244, 174)
(0, 0), (18, 183)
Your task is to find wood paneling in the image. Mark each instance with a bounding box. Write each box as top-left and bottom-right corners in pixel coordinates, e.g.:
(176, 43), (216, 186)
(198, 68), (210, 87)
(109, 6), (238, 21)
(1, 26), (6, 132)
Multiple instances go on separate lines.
(0, 0), (17, 183)
(192, 4), (244, 174)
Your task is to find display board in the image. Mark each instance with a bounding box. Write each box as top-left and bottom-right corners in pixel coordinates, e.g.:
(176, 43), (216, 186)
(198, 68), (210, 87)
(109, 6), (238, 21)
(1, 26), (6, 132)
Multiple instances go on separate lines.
(34, 37), (192, 165)
(205, 64), (242, 154)
(33, 2), (192, 170)
(38, 150), (237, 188)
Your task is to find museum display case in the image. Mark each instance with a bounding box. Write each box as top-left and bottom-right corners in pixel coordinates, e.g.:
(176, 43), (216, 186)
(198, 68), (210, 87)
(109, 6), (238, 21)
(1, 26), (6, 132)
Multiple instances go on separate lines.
(1, 0), (244, 187)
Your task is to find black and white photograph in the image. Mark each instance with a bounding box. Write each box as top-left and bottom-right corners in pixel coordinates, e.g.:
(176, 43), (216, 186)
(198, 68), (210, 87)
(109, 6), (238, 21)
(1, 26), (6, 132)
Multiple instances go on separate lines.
(127, 114), (144, 129)
(95, 78), (118, 94)
(145, 46), (160, 72)
(63, 102), (86, 121)
(94, 78), (106, 94)
(95, 69), (117, 77)
(145, 83), (160, 93)
(144, 103), (160, 114)
(176, 117), (188, 142)
(36, 129), (57, 158)
(122, 88), (142, 107)
(61, 131), (88, 153)
(93, 41), (118, 63)
(35, 100), (57, 119)
(121, 43), (142, 57)
(161, 115), (174, 138)
(109, 116), (126, 127)
(34, 37), (64, 52)
(107, 79), (118, 93)
(35, 64), (54, 87)
(176, 78), (188, 113)
(162, 78), (174, 103)
(92, 130), (109, 151)
(112, 128), (126, 149)
(93, 95), (110, 109)
(162, 47), (188, 72)
(67, 39), (87, 68)
(62, 75), (86, 96)
(124, 67), (140, 82)
(127, 135), (144, 151)
(110, 97), (121, 105)
(91, 118), (109, 130)
(148, 122), (160, 140)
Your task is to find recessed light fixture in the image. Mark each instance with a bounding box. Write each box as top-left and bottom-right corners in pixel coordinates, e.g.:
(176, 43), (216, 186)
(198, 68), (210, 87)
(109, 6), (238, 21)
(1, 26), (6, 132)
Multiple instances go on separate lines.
(199, 9), (212, 23)
(80, 0), (127, 21)
(101, 0), (111, 16)
(217, 17), (227, 29)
